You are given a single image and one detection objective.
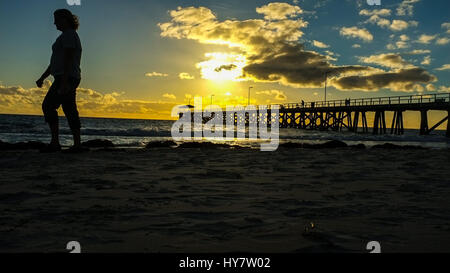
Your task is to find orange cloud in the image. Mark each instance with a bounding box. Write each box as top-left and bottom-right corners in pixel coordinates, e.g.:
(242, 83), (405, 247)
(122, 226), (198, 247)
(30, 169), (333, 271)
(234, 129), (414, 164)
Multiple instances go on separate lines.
(0, 81), (179, 120)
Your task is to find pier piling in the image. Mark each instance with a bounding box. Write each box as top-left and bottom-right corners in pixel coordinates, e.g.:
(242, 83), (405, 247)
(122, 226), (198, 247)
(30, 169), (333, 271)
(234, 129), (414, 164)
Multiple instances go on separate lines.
(420, 110), (429, 135)
(447, 110), (450, 138)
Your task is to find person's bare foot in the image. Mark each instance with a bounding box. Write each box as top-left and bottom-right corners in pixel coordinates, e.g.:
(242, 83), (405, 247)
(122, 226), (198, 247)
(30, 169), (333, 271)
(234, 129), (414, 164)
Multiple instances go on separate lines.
(40, 143), (62, 153)
(63, 145), (89, 154)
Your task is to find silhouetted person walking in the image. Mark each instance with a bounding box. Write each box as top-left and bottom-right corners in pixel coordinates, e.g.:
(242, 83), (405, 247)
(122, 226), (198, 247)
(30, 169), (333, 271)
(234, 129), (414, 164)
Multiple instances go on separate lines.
(36, 9), (85, 153)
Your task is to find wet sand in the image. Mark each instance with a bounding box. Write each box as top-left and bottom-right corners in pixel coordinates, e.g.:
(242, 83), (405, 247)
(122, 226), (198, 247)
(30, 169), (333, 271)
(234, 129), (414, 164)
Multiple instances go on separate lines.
(1, 145), (450, 253)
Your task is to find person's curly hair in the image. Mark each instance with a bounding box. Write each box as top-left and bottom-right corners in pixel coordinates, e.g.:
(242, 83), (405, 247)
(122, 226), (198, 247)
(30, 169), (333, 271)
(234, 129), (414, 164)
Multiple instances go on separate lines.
(54, 9), (79, 30)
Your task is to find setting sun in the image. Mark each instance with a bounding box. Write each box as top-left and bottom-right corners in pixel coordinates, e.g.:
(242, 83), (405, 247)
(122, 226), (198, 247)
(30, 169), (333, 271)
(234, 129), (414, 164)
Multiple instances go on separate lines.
(196, 52), (247, 82)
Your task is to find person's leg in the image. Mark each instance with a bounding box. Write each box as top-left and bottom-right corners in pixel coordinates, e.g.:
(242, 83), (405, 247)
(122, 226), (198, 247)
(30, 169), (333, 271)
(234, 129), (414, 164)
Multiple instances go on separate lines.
(42, 78), (62, 147)
(62, 78), (82, 147)
(49, 120), (60, 146)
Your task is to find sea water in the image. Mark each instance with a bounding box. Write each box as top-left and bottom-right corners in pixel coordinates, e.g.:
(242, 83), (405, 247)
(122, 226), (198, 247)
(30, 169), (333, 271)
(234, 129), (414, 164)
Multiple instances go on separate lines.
(1, 114), (449, 149)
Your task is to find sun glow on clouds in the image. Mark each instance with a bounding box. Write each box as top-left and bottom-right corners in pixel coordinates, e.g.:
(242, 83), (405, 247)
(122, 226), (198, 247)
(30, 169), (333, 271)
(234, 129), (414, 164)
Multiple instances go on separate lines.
(0, 82), (178, 120)
(196, 52), (248, 82)
(159, 3), (440, 93)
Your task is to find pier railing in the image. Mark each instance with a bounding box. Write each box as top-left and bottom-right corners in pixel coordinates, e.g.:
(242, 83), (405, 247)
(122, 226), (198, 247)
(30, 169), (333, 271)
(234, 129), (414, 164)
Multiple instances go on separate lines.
(278, 93), (450, 109)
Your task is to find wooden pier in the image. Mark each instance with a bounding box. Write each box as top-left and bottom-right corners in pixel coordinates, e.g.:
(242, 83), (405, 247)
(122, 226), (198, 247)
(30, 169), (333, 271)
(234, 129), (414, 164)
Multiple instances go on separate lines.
(181, 93), (450, 137)
(277, 93), (450, 137)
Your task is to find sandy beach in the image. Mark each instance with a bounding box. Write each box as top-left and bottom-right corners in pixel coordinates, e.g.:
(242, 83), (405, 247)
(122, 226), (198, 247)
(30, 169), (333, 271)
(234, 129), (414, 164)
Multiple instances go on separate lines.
(1, 142), (449, 253)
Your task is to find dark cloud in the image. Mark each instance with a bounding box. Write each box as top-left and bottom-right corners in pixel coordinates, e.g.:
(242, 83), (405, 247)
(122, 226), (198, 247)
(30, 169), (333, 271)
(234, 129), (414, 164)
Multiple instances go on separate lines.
(243, 42), (374, 88)
(214, 64), (237, 72)
(332, 68), (437, 91)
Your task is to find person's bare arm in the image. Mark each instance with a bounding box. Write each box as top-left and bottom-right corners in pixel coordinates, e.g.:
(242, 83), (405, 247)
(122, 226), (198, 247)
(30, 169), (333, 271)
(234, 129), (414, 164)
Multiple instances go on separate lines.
(59, 48), (75, 94)
(36, 65), (51, 88)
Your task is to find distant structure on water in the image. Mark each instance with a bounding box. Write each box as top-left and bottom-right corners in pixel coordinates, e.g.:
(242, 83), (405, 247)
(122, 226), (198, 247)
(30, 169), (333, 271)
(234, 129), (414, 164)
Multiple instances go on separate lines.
(179, 93), (450, 138)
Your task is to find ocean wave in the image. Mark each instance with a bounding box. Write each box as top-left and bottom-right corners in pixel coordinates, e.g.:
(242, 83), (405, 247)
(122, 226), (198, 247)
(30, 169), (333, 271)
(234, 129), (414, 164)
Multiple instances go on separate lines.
(277, 131), (449, 143)
(81, 128), (172, 137)
(0, 126), (173, 138)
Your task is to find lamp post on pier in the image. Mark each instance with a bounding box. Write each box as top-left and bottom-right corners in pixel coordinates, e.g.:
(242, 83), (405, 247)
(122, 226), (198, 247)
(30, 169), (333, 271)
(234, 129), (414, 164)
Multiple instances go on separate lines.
(248, 86), (253, 106)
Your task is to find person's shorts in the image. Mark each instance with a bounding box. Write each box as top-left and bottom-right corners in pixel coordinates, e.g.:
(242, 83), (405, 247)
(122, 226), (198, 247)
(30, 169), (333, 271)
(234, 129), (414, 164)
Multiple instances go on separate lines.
(42, 76), (81, 128)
